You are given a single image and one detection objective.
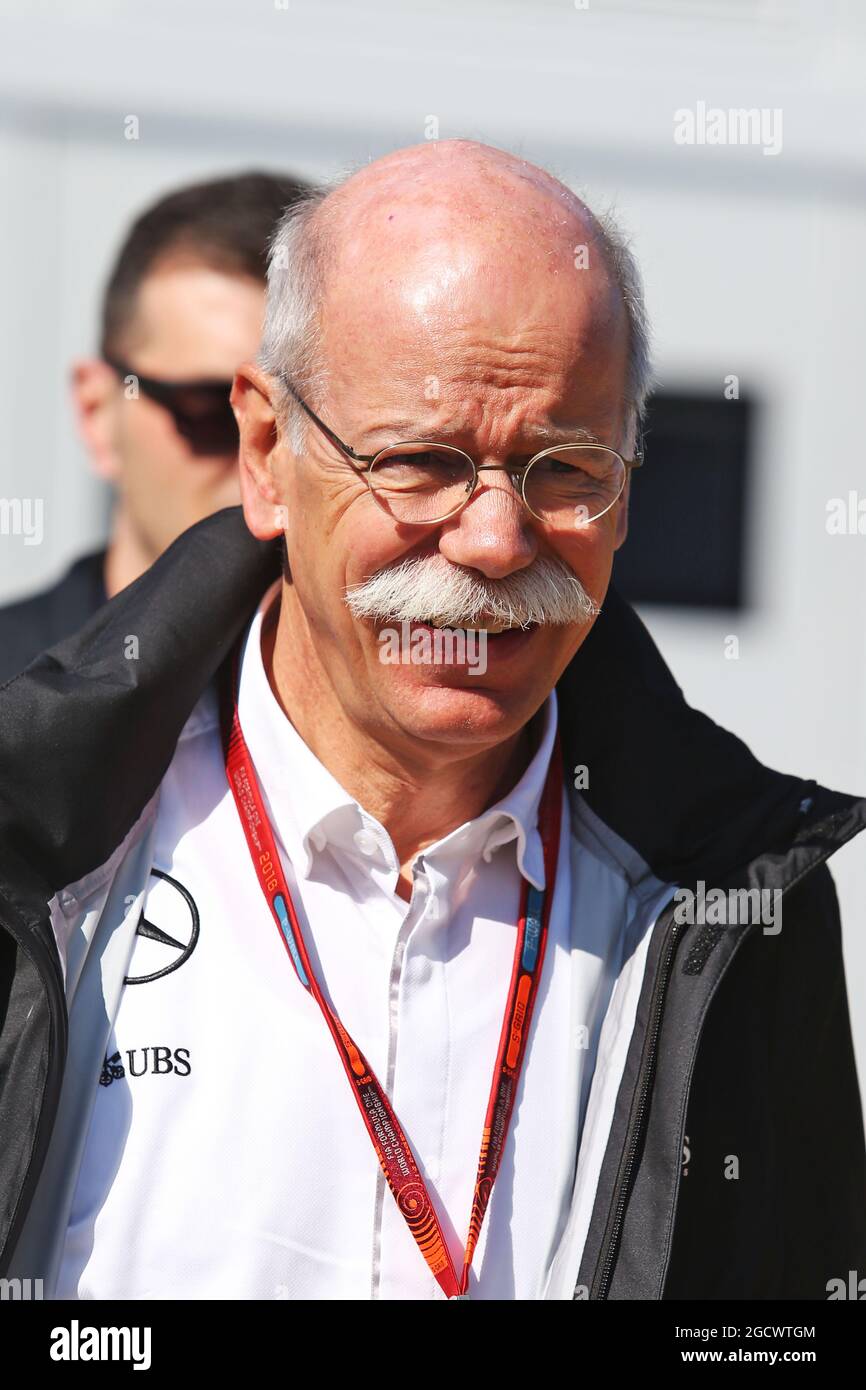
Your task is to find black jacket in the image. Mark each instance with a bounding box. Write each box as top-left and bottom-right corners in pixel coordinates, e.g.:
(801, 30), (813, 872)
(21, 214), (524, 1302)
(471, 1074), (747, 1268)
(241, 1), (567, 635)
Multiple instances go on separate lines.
(0, 549), (107, 685)
(0, 508), (863, 1299)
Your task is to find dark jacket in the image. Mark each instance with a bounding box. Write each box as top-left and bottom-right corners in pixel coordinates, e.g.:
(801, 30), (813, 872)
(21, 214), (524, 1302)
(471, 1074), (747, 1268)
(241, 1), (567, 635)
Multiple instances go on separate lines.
(0, 507), (863, 1299)
(0, 549), (107, 685)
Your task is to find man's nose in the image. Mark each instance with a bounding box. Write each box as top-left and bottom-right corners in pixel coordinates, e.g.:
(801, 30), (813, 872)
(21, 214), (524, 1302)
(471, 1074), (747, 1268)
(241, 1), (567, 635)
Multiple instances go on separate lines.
(437, 468), (538, 579)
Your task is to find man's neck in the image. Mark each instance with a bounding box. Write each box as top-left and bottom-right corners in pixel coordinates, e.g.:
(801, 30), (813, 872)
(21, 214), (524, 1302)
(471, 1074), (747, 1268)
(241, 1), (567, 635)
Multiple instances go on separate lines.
(103, 509), (156, 599)
(263, 582), (536, 901)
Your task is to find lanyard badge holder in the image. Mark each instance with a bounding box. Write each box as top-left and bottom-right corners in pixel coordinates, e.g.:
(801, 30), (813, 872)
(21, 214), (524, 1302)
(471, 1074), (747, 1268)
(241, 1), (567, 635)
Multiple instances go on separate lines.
(220, 639), (563, 1300)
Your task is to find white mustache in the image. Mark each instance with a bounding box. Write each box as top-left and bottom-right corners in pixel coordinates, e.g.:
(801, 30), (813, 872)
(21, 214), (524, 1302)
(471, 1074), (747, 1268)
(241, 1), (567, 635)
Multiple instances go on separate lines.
(344, 553), (601, 629)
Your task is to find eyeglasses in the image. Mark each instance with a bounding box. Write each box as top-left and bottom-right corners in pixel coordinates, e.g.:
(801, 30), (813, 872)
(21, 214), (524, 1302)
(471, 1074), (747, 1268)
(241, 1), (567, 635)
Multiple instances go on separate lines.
(277, 374), (642, 529)
(105, 356), (239, 456)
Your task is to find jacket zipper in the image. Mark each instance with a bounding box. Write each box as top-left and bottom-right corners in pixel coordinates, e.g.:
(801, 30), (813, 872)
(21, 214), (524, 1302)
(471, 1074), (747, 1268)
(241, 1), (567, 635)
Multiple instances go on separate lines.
(0, 910), (68, 1277)
(587, 905), (685, 1301)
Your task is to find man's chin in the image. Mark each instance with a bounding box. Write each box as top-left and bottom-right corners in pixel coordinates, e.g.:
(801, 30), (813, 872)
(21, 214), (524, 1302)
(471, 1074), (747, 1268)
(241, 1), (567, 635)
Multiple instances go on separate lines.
(358, 616), (584, 742)
(380, 678), (538, 746)
(369, 643), (551, 745)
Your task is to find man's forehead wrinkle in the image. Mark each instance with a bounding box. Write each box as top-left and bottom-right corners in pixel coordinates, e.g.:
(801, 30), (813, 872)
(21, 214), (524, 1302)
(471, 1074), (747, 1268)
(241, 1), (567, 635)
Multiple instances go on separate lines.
(352, 380), (614, 447)
(355, 412), (600, 447)
(322, 282), (627, 437)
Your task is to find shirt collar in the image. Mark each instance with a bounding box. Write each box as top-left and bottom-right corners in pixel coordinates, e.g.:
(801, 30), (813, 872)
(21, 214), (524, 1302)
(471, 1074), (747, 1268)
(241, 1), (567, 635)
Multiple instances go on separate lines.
(456, 688), (558, 891)
(237, 581), (363, 879)
(235, 583), (559, 891)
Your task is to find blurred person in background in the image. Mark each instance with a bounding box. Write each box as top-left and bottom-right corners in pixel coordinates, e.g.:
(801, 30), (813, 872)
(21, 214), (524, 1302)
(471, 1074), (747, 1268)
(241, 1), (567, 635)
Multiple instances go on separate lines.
(0, 170), (310, 684)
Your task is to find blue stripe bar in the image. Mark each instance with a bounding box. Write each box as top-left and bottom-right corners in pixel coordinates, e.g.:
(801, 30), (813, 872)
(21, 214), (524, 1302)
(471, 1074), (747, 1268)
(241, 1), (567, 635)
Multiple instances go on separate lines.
(274, 893), (310, 987)
(521, 885), (544, 972)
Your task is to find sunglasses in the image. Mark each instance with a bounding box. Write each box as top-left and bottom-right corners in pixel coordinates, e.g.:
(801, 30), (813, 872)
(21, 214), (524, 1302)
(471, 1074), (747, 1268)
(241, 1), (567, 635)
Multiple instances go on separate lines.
(104, 356), (239, 456)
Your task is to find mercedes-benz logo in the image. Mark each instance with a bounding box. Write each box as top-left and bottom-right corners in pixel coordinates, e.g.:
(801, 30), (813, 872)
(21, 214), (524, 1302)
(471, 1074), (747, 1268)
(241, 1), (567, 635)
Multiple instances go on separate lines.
(124, 867), (200, 985)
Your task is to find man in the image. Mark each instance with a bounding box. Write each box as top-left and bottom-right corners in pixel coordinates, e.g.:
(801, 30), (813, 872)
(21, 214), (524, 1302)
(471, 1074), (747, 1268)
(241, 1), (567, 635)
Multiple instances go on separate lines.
(0, 170), (309, 684)
(0, 140), (864, 1300)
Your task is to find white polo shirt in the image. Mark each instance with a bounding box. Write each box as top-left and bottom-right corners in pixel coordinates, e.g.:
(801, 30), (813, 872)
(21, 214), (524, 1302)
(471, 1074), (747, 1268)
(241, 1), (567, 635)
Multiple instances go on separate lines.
(56, 583), (621, 1300)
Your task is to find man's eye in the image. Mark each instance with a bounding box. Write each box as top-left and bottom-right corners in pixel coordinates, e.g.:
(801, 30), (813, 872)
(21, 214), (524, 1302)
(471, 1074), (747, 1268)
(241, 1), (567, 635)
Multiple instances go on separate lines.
(546, 457), (581, 474)
(373, 451), (470, 487)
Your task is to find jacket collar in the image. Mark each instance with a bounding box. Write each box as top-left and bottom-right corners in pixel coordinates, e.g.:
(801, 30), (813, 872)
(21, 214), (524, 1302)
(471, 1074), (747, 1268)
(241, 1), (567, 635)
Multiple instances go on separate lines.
(0, 506), (863, 905)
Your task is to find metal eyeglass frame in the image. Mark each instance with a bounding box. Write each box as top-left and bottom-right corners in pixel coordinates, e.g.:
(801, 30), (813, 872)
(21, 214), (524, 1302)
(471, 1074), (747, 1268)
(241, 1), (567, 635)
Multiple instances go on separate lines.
(277, 373), (643, 527)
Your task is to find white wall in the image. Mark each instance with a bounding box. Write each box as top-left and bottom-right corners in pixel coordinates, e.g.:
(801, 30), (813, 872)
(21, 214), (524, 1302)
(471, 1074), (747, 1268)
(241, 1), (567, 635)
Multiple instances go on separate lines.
(0, 0), (864, 1097)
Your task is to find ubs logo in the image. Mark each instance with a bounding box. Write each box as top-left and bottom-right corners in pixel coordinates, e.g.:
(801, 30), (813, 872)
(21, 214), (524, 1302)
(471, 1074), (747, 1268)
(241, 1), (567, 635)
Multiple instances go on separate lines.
(125, 868), (200, 985)
(100, 1047), (191, 1086)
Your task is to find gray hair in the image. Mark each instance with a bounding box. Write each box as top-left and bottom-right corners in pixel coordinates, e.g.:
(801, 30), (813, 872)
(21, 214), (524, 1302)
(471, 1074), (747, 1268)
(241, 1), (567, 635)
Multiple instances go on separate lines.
(591, 205), (654, 453)
(258, 177), (653, 456)
(257, 186), (331, 453)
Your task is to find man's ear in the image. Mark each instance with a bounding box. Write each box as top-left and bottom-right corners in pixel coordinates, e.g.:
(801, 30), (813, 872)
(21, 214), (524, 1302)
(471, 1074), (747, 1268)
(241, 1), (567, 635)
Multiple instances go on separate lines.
(232, 363), (288, 541)
(70, 358), (123, 482)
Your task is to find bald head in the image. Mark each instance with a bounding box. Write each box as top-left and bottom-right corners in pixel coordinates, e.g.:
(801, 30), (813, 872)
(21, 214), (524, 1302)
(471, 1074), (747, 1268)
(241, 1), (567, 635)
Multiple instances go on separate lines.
(319, 140), (605, 254)
(259, 139), (650, 453)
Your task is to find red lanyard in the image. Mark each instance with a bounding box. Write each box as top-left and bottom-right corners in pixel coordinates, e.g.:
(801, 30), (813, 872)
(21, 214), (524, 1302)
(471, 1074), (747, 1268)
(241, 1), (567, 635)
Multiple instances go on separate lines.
(219, 640), (563, 1299)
